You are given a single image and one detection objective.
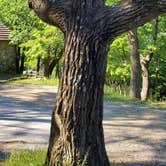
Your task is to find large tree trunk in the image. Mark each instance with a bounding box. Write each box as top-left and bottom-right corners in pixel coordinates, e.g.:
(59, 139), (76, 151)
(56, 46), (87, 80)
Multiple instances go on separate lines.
(28, 0), (166, 165)
(46, 32), (110, 166)
(128, 29), (141, 99)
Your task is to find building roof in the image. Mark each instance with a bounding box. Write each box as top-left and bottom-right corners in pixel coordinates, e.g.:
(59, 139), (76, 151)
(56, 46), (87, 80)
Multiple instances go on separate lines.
(0, 22), (10, 41)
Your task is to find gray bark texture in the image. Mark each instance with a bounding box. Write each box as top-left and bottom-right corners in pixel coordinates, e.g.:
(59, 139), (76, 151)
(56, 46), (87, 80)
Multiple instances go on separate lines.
(28, 0), (166, 165)
(128, 29), (141, 100)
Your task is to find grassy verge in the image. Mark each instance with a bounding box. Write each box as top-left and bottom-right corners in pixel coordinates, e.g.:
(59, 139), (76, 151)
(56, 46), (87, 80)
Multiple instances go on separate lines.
(104, 85), (166, 109)
(104, 85), (137, 103)
(0, 77), (59, 86)
(4, 149), (47, 166)
(1, 76), (165, 109)
(145, 101), (166, 109)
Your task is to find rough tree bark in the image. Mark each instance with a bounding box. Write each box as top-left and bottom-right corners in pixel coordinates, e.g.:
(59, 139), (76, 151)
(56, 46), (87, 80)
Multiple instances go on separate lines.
(28, 0), (166, 165)
(128, 29), (141, 99)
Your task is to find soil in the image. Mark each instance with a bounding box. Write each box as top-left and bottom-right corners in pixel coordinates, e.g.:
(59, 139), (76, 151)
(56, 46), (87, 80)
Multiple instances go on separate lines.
(0, 85), (165, 166)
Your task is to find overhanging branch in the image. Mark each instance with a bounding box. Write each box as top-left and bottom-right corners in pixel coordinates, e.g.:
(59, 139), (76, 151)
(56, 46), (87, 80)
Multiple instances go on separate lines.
(28, 0), (71, 33)
(95, 0), (166, 41)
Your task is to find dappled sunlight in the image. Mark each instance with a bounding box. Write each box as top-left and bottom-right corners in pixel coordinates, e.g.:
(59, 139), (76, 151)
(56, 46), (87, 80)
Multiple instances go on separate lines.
(0, 86), (165, 165)
(0, 86), (57, 151)
(0, 85), (57, 103)
(103, 102), (166, 165)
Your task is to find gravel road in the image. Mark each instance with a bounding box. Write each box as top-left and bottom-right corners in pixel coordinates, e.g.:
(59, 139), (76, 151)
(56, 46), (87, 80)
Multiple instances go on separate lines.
(0, 85), (165, 166)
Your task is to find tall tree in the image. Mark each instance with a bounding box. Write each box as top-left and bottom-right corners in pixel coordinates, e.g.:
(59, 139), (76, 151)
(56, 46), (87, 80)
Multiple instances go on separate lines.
(29, 0), (166, 165)
(128, 29), (141, 99)
(141, 17), (159, 101)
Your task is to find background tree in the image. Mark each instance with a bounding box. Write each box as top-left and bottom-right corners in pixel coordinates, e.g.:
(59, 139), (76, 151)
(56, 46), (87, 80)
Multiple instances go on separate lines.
(128, 29), (141, 99)
(0, 0), (64, 76)
(0, 0), (41, 73)
(21, 26), (64, 78)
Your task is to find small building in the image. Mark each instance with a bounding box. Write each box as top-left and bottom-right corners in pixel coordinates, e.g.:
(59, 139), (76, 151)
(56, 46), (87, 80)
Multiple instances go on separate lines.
(0, 22), (16, 73)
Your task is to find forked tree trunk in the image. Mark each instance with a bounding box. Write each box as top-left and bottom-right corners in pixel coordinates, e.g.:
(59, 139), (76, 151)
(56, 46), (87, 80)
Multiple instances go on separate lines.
(128, 29), (141, 99)
(141, 17), (158, 101)
(141, 53), (153, 101)
(46, 31), (110, 166)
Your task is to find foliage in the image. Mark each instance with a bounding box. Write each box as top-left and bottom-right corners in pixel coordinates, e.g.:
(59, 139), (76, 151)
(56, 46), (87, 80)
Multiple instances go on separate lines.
(106, 15), (166, 101)
(0, 0), (42, 45)
(1, 77), (59, 86)
(21, 26), (63, 61)
(0, 0), (64, 74)
(106, 34), (130, 87)
(138, 16), (166, 101)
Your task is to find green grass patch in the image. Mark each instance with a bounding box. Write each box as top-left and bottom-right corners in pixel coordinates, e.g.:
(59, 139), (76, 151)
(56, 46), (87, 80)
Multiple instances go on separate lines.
(104, 85), (137, 103)
(1, 77), (59, 86)
(104, 85), (166, 109)
(4, 149), (47, 166)
(145, 101), (166, 110)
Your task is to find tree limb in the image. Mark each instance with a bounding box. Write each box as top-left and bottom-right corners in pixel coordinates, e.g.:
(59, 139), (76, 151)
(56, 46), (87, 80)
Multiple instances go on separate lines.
(28, 0), (71, 32)
(95, 0), (166, 41)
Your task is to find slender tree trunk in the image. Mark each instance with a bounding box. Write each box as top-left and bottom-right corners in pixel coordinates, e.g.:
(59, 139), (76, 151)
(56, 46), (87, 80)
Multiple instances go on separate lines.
(46, 32), (110, 166)
(20, 53), (25, 74)
(15, 46), (20, 74)
(55, 63), (61, 79)
(43, 57), (51, 78)
(141, 53), (153, 101)
(48, 54), (62, 78)
(141, 17), (158, 101)
(37, 56), (41, 73)
(47, 60), (57, 78)
(128, 29), (141, 99)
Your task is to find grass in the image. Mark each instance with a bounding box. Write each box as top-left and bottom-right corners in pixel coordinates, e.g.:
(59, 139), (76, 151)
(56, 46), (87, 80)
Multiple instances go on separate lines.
(4, 149), (47, 166)
(0, 76), (59, 86)
(104, 85), (166, 109)
(145, 101), (166, 109)
(104, 85), (137, 103)
(4, 150), (117, 166)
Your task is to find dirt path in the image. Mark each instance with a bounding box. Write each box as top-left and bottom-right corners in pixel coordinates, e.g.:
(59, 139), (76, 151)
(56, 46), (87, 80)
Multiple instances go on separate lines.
(0, 85), (165, 166)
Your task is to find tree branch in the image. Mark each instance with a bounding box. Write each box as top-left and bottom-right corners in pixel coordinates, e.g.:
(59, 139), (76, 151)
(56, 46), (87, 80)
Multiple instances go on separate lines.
(95, 0), (166, 41)
(28, 0), (71, 33)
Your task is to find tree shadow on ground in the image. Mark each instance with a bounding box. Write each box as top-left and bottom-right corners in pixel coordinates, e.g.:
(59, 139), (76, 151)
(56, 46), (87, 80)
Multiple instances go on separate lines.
(0, 91), (57, 147)
(104, 102), (166, 166)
